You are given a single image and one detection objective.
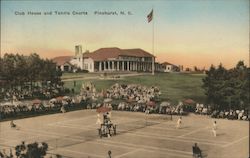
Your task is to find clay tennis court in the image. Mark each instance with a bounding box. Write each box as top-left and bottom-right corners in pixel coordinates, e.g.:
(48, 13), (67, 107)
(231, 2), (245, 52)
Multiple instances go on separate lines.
(0, 110), (248, 158)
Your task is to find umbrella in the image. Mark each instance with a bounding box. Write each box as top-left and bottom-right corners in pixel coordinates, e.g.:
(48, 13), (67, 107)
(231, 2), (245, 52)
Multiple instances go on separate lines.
(160, 101), (170, 107)
(147, 101), (156, 107)
(104, 98), (112, 103)
(56, 96), (64, 101)
(184, 99), (195, 104)
(32, 99), (41, 105)
(63, 96), (71, 100)
(96, 106), (111, 113)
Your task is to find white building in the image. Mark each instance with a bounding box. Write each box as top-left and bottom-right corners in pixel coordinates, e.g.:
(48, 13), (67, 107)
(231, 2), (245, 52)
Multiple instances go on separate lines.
(56, 46), (162, 73)
(161, 62), (180, 72)
(53, 46), (183, 73)
(53, 56), (75, 72)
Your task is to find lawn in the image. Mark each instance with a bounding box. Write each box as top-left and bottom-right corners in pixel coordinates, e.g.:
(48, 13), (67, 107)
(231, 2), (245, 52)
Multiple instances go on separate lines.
(63, 73), (206, 104)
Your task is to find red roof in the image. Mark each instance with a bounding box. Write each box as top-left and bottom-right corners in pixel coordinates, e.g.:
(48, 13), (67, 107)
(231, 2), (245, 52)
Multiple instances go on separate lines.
(161, 62), (178, 67)
(52, 56), (72, 65)
(162, 62), (174, 65)
(83, 47), (154, 61)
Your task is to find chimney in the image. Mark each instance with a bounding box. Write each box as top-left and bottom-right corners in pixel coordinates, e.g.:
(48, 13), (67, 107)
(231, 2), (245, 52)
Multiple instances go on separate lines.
(75, 45), (82, 56)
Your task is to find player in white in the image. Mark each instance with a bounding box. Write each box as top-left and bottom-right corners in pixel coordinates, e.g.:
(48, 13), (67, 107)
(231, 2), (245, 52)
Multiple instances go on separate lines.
(212, 121), (217, 137)
(176, 116), (182, 129)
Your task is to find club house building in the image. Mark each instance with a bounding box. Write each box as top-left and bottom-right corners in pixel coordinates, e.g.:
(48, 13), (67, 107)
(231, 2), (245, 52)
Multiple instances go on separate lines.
(54, 45), (162, 72)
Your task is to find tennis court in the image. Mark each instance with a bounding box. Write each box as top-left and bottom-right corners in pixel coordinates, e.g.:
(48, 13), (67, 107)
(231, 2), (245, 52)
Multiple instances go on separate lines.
(0, 110), (248, 158)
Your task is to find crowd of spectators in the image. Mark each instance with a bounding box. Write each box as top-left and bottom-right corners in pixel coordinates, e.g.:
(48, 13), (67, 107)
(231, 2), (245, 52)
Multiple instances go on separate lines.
(0, 96), (89, 120)
(116, 101), (186, 116)
(210, 109), (248, 120)
(0, 83), (248, 121)
(194, 103), (249, 121)
(105, 83), (161, 103)
(0, 84), (68, 101)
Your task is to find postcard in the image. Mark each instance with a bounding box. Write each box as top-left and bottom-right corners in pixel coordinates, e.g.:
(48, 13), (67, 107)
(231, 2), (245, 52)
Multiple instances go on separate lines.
(0, 0), (249, 158)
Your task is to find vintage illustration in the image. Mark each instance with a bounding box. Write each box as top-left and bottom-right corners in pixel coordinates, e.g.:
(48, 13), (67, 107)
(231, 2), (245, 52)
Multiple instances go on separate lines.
(0, 0), (249, 158)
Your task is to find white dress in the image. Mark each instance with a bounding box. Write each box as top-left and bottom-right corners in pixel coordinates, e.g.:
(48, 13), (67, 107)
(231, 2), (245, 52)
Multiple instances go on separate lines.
(96, 114), (101, 125)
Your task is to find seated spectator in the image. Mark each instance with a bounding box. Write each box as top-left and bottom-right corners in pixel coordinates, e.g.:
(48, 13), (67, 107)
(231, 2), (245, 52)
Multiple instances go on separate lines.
(192, 143), (202, 158)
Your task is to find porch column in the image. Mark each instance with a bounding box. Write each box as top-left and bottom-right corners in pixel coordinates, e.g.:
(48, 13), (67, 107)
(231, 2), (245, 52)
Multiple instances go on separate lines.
(104, 61), (106, 71)
(108, 61), (110, 71)
(112, 61), (115, 71)
(122, 61), (125, 71)
(99, 62), (102, 71)
(127, 61), (129, 71)
(117, 61), (120, 71)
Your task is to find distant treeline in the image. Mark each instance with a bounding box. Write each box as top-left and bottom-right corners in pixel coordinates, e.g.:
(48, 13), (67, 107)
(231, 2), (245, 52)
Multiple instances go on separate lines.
(0, 53), (62, 90)
(202, 61), (249, 110)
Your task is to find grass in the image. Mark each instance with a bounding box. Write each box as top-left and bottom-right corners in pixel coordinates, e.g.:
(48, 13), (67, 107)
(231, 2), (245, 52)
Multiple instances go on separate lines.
(63, 72), (206, 104)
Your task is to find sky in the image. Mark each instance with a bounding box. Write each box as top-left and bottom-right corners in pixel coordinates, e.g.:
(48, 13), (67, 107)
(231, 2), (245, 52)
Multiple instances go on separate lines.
(1, 0), (249, 69)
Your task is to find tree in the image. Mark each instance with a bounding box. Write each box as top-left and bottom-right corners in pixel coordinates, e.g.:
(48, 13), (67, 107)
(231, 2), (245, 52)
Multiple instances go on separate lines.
(202, 61), (249, 110)
(1, 53), (63, 99)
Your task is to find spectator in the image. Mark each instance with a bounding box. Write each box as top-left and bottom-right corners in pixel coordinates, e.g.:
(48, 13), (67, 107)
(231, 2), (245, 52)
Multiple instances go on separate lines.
(192, 143), (202, 158)
(107, 150), (112, 158)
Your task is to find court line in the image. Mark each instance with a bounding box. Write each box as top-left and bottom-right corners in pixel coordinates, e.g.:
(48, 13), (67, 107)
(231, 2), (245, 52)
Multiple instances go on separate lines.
(49, 124), (97, 131)
(57, 148), (104, 158)
(177, 126), (209, 138)
(8, 127), (193, 157)
(0, 135), (41, 145)
(20, 128), (190, 154)
(146, 125), (190, 131)
(115, 149), (141, 158)
(125, 132), (226, 147)
(88, 141), (135, 150)
(97, 139), (192, 156)
(23, 126), (226, 147)
(4, 127), (228, 148)
(20, 128), (72, 137)
(139, 148), (191, 158)
(223, 135), (249, 148)
(15, 129), (86, 142)
(48, 115), (96, 125)
(126, 130), (229, 144)
(45, 122), (230, 145)
(50, 114), (145, 126)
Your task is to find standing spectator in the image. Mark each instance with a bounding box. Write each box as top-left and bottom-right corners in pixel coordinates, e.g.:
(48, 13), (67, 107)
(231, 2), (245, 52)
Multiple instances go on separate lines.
(107, 150), (112, 158)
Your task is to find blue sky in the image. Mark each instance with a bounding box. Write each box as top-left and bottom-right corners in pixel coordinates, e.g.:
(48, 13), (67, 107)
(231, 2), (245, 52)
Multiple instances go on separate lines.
(1, 0), (249, 68)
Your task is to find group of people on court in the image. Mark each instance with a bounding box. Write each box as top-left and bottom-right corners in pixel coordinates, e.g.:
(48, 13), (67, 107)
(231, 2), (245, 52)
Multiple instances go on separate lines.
(175, 117), (218, 158)
(176, 117), (218, 137)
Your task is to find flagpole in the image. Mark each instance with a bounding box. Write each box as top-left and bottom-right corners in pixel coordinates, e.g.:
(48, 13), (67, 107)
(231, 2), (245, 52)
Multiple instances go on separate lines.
(152, 8), (155, 75)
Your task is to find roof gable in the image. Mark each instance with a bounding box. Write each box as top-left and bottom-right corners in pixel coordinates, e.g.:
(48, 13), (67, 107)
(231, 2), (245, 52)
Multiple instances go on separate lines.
(83, 47), (154, 61)
(52, 56), (72, 65)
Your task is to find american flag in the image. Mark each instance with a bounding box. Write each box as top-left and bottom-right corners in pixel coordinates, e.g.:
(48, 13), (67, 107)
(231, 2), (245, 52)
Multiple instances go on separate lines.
(147, 9), (153, 23)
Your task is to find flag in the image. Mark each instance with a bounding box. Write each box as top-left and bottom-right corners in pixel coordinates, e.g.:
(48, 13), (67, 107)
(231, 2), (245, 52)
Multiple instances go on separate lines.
(147, 9), (153, 23)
